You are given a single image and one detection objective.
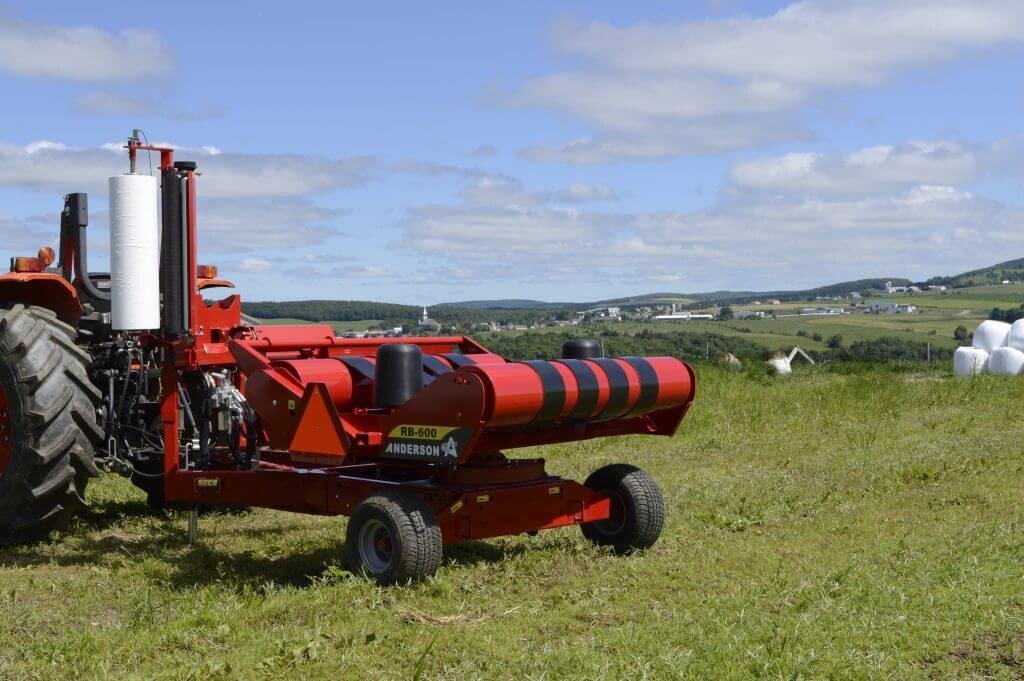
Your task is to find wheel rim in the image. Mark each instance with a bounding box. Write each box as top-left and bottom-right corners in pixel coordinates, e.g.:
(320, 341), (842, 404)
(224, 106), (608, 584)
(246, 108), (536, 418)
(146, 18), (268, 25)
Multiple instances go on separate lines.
(0, 385), (9, 476)
(593, 491), (627, 537)
(358, 519), (395, 574)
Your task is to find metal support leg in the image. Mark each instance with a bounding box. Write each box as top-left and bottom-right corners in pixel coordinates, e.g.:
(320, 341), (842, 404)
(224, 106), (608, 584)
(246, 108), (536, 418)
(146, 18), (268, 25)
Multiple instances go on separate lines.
(188, 505), (199, 546)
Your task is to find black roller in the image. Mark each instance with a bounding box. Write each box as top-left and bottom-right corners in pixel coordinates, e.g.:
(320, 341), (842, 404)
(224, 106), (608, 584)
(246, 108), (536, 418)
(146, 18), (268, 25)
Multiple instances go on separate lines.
(562, 338), (602, 360)
(375, 344), (424, 408)
(160, 167), (185, 336)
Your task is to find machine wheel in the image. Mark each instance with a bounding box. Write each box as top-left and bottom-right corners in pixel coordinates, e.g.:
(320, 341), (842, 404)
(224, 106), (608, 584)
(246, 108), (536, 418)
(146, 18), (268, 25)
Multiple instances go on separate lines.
(346, 491), (442, 585)
(0, 305), (102, 542)
(581, 464), (665, 554)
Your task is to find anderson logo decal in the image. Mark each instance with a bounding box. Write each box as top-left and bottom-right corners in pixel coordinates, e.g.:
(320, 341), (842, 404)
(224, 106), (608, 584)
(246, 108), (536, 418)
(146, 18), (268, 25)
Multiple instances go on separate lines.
(383, 424), (472, 461)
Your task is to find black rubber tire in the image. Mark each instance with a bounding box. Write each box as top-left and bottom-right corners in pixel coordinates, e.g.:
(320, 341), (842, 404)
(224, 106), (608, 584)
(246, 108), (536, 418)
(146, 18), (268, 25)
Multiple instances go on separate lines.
(346, 491), (442, 585)
(0, 305), (102, 542)
(581, 464), (665, 554)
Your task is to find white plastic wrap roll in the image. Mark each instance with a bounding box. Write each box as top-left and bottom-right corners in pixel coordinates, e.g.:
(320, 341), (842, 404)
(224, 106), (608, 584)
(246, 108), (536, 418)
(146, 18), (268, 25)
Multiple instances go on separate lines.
(1006, 319), (1024, 352)
(988, 346), (1024, 376)
(952, 346), (988, 377)
(972, 320), (1011, 354)
(109, 174), (160, 330)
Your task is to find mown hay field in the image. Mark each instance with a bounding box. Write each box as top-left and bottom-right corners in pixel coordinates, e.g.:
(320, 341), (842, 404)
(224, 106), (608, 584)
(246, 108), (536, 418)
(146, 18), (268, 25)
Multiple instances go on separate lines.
(2, 364), (1023, 679)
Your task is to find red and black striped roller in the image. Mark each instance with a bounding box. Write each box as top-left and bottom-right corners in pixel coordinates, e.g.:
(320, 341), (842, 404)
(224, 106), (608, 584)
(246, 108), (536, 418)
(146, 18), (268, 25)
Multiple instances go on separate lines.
(462, 356), (694, 428)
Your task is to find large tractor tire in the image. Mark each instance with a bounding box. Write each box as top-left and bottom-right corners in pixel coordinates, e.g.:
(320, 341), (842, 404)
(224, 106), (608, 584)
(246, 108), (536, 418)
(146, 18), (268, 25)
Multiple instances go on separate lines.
(0, 304), (102, 542)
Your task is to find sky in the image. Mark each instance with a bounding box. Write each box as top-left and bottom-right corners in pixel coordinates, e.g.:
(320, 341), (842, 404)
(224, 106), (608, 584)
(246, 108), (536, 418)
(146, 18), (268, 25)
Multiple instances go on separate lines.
(1, 0), (1023, 304)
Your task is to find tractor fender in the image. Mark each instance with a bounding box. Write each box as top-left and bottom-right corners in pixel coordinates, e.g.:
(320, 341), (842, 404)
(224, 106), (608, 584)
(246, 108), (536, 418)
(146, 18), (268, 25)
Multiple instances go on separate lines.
(0, 273), (82, 327)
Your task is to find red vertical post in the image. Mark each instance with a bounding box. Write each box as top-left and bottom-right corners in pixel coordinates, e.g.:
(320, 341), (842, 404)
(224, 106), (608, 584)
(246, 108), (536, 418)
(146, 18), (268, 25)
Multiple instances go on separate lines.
(160, 358), (180, 493)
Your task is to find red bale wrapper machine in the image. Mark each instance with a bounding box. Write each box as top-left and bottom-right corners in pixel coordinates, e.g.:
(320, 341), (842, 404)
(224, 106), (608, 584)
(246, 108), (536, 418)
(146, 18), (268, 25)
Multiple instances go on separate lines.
(0, 133), (696, 583)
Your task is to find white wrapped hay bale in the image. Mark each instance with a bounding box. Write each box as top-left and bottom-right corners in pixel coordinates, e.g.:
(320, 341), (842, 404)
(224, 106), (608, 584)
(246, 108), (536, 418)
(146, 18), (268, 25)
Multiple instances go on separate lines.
(972, 320), (1011, 354)
(953, 347), (988, 377)
(767, 357), (791, 375)
(988, 347), (1024, 375)
(1006, 319), (1024, 352)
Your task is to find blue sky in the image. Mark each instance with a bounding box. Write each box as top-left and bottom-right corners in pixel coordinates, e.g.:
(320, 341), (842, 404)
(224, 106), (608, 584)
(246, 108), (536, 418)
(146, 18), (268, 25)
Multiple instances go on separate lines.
(1, 1), (1023, 303)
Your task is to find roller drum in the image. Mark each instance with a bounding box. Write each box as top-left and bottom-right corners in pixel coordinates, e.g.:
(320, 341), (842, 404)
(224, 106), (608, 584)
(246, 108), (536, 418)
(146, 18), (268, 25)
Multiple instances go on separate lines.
(465, 356), (694, 428)
(271, 358), (354, 409)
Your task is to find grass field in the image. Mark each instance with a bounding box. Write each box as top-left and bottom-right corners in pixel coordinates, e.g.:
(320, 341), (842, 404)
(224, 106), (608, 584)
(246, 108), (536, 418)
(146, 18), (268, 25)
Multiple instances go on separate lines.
(3, 364), (1024, 679)
(711, 311), (984, 351)
(659, 284), (1024, 353)
(882, 284), (1024, 313)
(492, 311), (984, 354)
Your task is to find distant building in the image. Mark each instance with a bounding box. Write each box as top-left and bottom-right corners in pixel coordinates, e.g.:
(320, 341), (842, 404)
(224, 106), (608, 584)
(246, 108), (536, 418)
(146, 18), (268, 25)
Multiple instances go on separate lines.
(765, 299), (782, 305)
(850, 292), (862, 299)
(735, 310), (766, 319)
(653, 312), (714, 321)
(419, 306), (440, 331)
(800, 307), (845, 316)
(869, 301), (917, 314)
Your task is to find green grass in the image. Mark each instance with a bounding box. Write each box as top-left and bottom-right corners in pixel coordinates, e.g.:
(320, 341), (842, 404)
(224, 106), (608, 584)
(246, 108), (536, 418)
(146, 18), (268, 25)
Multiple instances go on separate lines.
(710, 311), (984, 350)
(881, 288), (1024, 312)
(514, 312), (979, 353)
(4, 365), (1024, 679)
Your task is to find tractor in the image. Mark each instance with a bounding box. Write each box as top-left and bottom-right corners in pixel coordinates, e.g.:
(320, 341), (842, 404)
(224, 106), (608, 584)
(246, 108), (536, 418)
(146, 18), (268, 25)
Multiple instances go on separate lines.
(0, 133), (695, 584)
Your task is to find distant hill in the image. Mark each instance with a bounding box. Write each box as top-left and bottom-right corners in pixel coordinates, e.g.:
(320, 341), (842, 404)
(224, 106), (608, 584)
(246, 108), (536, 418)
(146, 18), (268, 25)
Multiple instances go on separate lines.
(929, 258), (1024, 288)
(439, 278), (911, 311)
(241, 299), (562, 327)
(245, 260), (1018, 320)
(439, 299), (571, 310)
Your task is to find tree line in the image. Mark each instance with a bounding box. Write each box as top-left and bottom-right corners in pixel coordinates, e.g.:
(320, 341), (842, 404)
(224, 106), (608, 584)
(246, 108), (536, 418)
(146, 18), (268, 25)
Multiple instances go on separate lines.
(241, 300), (574, 328)
(477, 329), (951, 363)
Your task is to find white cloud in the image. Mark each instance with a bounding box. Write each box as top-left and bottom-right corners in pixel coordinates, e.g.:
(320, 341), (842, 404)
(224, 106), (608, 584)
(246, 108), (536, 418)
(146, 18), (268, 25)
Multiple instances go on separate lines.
(332, 265), (391, 279)
(0, 140), (366, 258)
(458, 177), (548, 207)
(556, 182), (618, 203)
(628, 184), (1022, 285)
(198, 198), (346, 251)
(514, 1), (1024, 162)
(455, 177), (618, 207)
(0, 141), (374, 198)
(401, 203), (618, 259)
(72, 91), (160, 116)
(199, 153), (373, 198)
(0, 214), (55, 253)
(71, 92), (226, 121)
(730, 141), (980, 195)
(280, 263), (393, 281)
(390, 159), (490, 179)
(471, 144), (497, 158)
(241, 257), (273, 272)
(397, 178), (712, 287)
(0, 16), (174, 81)
(396, 140), (1024, 290)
